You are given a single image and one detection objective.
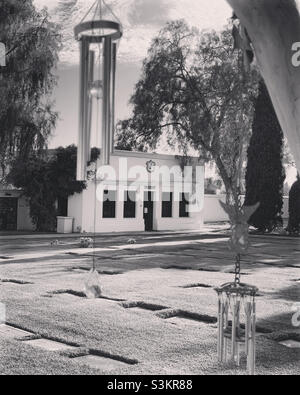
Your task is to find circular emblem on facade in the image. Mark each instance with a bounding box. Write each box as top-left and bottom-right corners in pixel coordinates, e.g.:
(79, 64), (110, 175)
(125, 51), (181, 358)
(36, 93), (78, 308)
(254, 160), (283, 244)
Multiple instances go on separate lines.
(146, 160), (156, 173)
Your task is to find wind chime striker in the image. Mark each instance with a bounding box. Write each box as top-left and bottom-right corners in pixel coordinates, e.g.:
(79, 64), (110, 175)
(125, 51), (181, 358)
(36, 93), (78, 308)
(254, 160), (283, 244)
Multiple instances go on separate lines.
(215, 201), (259, 375)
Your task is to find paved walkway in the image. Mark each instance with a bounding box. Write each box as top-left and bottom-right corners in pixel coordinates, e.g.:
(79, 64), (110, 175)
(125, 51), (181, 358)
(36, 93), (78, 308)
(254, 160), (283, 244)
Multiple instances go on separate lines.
(0, 223), (230, 239)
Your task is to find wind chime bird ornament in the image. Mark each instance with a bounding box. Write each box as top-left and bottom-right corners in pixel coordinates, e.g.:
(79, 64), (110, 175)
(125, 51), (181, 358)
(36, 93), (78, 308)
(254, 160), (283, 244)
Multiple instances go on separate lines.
(215, 199), (259, 375)
(74, 0), (122, 299)
(219, 0), (300, 372)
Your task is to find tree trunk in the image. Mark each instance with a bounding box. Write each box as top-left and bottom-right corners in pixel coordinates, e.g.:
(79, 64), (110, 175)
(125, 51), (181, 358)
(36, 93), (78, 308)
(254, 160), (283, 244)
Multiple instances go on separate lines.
(214, 155), (240, 207)
(226, 0), (300, 172)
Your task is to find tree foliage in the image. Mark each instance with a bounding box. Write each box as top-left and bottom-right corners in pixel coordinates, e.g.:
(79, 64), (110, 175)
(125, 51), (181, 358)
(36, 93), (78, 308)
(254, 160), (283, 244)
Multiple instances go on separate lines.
(115, 119), (149, 152)
(117, 20), (258, 204)
(245, 80), (285, 232)
(0, 0), (61, 180)
(8, 146), (100, 232)
(287, 176), (300, 236)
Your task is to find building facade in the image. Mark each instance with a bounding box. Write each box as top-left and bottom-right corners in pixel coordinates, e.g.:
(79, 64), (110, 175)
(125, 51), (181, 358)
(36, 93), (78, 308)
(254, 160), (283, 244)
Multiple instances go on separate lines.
(68, 150), (205, 233)
(0, 150), (205, 234)
(0, 187), (34, 232)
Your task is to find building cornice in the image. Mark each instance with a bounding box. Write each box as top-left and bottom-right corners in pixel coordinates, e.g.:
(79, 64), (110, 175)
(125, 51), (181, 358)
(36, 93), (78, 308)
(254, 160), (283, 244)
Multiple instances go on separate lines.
(112, 150), (205, 164)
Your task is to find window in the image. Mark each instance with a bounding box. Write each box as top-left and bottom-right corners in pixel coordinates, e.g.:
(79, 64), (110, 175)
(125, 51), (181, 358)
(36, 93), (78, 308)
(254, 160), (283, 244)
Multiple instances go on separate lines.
(162, 192), (173, 218)
(0, 198), (18, 231)
(57, 197), (68, 217)
(103, 190), (116, 218)
(124, 191), (136, 218)
(180, 193), (190, 218)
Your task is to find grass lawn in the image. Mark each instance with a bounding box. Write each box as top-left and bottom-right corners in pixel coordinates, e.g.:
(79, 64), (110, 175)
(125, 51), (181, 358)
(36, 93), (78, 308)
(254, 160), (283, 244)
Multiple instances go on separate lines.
(0, 338), (98, 375)
(0, 232), (299, 375)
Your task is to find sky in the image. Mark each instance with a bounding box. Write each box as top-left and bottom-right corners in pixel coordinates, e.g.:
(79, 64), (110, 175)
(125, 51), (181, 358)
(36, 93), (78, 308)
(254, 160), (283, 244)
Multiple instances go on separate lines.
(33, 0), (232, 148)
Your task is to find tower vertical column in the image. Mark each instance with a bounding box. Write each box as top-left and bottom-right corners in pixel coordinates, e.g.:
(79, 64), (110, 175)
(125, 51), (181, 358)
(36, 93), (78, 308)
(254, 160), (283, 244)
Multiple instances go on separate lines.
(77, 37), (90, 181)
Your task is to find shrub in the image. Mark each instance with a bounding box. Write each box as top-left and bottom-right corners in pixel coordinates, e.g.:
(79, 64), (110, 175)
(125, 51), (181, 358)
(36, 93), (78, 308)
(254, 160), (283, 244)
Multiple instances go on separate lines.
(245, 80), (285, 232)
(287, 176), (300, 235)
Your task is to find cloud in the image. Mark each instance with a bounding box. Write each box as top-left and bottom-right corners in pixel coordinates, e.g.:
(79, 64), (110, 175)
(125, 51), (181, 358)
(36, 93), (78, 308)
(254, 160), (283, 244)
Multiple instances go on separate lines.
(34, 0), (232, 66)
(128, 0), (171, 27)
(33, 0), (58, 11)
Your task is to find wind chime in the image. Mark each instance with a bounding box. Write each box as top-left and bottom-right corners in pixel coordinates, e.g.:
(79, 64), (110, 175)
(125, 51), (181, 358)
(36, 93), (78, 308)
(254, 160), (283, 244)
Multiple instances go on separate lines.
(74, 0), (122, 298)
(215, 201), (259, 375)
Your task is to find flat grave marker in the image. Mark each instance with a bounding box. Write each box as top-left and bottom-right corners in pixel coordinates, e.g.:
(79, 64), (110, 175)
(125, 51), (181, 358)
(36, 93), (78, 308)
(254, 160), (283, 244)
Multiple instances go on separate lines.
(74, 354), (130, 371)
(279, 340), (300, 349)
(23, 338), (77, 352)
(0, 324), (33, 338)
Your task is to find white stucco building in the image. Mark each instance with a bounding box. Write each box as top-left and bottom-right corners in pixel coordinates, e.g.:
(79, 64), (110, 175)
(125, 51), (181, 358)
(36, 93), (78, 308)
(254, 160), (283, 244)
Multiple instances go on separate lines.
(68, 150), (205, 233)
(0, 150), (206, 234)
(0, 187), (34, 232)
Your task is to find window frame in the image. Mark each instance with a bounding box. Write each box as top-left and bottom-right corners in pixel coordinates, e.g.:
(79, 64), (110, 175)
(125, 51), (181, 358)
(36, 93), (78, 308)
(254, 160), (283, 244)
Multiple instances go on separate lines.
(179, 192), (190, 218)
(161, 191), (173, 218)
(123, 190), (137, 219)
(102, 189), (117, 219)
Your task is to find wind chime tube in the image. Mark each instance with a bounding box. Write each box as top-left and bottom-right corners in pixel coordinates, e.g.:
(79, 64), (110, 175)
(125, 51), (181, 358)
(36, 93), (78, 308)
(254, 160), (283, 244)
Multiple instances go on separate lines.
(250, 296), (256, 375)
(231, 295), (237, 360)
(224, 299), (229, 362)
(245, 300), (251, 356)
(77, 38), (90, 181)
(110, 42), (117, 154)
(86, 50), (95, 163)
(236, 298), (241, 366)
(217, 294), (222, 361)
(101, 37), (112, 166)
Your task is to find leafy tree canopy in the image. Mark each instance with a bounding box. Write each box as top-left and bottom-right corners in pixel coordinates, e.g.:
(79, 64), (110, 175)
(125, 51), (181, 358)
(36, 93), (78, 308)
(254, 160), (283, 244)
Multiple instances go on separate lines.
(115, 119), (149, 152)
(0, 0), (61, 180)
(8, 146), (100, 232)
(116, 20), (259, 204)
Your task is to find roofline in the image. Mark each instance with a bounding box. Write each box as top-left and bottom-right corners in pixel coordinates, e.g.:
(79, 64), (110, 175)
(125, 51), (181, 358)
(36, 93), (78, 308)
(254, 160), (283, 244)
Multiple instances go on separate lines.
(112, 149), (205, 164)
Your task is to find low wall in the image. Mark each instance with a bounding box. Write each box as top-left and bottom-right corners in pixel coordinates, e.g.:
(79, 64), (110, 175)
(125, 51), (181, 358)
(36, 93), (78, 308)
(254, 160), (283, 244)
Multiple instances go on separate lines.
(204, 194), (289, 223)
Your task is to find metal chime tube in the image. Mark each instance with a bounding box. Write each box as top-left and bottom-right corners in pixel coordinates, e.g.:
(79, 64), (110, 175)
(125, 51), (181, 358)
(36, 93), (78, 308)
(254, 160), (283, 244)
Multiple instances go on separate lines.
(231, 295), (237, 360)
(110, 43), (117, 154)
(245, 300), (251, 356)
(86, 50), (95, 163)
(101, 37), (113, 166)
(217, 293), (223, 361)
(77, 38), (90, 181)
(224, 298), (229, 362)
(250, 296), (256, 375)
(236, 297), (241, 366)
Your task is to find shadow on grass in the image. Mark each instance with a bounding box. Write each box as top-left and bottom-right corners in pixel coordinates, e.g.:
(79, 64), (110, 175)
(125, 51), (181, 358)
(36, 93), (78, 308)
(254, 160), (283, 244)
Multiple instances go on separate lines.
(270, 284), (300, 303)
(49, 289), (126, 302)
(1, 278), (33, 285)
(122, 301), (169, 312)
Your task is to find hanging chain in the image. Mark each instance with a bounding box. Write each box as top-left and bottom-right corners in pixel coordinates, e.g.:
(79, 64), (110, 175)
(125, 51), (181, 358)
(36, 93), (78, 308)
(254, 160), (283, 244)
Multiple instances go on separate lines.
(234, 253), (241, 286)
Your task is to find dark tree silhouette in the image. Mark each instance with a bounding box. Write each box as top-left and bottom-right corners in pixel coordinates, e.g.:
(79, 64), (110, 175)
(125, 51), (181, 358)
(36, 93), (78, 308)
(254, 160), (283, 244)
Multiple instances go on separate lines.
(8, 146), (100, 231)
(245, 79), (285, 232)
(0, 0), (61, 181)
(287, 175), (300, 236)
